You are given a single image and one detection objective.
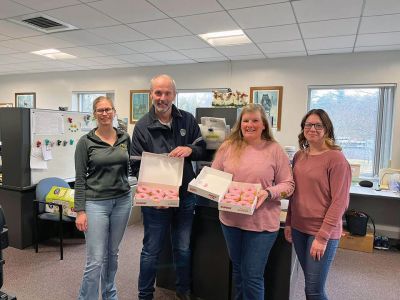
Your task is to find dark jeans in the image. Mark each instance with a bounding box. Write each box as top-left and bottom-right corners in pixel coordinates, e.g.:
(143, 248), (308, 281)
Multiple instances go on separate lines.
(138, 194), (196, 300)
(291, 228), (339, 300)
(221, 223), (278, 300)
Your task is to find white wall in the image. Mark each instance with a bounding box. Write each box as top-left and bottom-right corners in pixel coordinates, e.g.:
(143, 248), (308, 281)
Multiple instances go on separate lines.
(0, 50), (399, 167)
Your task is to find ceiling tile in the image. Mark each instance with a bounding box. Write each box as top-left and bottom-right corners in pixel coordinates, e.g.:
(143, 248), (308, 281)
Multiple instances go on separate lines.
(21, 35), (76, 48)
(128, 19), (191, 38)
(308, 48), (353, 55)
(67, 58), (103, 67)
(0, 55), (22, 64)
(305, 35), (356, 50)
(355, 44), (400, 52)
(148, 0), (223, 17)
(87, 0), (167, 23)
(359, 14), (400, 34)
(218, 0), (287, 10)
(215, 44), (262, 56)
(363, 0), (400, 16)
(85, 44), (134, 55)
(0, 20), (43, 38)
(157, 35), (209, 50)
(121, 40), (170, 53)
(9, 52), (48, 62)
(266, 51), (306, 58)
(13, 0), (81, 10)
(45, 4), (120, 29)
(146, 50), (189, 60)
(51, 30), (109, 46)
(162, 59), (196, 65)
(229, 2), (296, 29)
(0, 39), (38, 52)
(228, 54), (266, 60)
(0, 34), (11, 41)
(356, 32), (400, 47)
(179, 47), (225, 59)
(176, 11), (239, 34)
(293, 0), (363, 22)
(0, 0), (34, 18)
(300, 18), (359, 39)
(245, 24), (301, 43)
(56, 46), (105, 58)
(135, 61), (165, 66)
(195, 57), (228, 62)
(0, 45), (18, 55)
(88, 56), (127, 65)
(88, 25), (147, 43)
(118, 53), (155, 63)
(258, 40), (305, 54)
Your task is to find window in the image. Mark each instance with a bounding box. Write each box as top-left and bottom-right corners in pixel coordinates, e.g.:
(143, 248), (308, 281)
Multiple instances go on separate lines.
(309, 85), (395, 177)
(72, 91), (114, 112)
(175, 90), (214, 117)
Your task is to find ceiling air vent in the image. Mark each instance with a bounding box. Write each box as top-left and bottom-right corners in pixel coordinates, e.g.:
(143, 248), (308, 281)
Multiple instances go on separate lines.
(9, 14), (78, 33)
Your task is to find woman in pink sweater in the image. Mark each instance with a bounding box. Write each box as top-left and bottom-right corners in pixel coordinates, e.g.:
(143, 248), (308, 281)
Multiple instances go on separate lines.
(212, 104), (294, 300)
(285, 109), (351, 300)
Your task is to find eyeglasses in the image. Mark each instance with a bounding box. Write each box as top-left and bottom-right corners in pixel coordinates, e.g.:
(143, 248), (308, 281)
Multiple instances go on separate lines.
(95, 108), (114, 114)
(304, 122), (324, 130)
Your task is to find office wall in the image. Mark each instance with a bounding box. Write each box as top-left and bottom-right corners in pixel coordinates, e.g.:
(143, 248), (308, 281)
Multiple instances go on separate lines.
(0, 50), (399, 167)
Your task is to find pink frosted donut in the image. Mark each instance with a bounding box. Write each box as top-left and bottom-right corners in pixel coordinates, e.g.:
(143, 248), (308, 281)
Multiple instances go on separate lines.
(135, 192), (148, 200)
(165, 189), (178, 197)
(164, 195), (179, 201)
(224, 193), (240, 201)
(243, 186), (256, 194)
(242, 191), (255, 199)
(151, 195), (162, 202)
(151, 188), (164, 195)
(241, 195), (254, 203)
(137, 185), (151, 194)
(151, 192), (164, 199)
(221, 198), (234, 204)
(228, 186), (242, 194)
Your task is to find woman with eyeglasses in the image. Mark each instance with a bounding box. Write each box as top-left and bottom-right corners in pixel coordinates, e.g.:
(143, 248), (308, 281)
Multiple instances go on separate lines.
(212, 104), (294, 300)
(285, 109), (351, 300)
(75, 96), (132, 299)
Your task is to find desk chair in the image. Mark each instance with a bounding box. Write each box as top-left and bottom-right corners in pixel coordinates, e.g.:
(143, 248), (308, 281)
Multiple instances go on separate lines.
(33, 177), (75, 260)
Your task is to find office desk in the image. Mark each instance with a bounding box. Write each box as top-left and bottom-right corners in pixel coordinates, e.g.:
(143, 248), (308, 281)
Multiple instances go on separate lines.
(156, 200), (298, 300)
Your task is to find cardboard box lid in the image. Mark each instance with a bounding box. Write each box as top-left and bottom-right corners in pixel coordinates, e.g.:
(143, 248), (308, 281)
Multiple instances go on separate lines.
(195, 166), (232, 195)
(138, 152), (184, 187)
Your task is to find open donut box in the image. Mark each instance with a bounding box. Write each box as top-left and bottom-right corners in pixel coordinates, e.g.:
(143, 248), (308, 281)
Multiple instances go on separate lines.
(133, 152), (183, 207)
(188, 166), (261, 215)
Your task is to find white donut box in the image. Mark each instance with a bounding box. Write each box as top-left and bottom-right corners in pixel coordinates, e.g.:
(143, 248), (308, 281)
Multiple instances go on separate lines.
(188, 166), (261, 215)
(133, 152), (183, 207)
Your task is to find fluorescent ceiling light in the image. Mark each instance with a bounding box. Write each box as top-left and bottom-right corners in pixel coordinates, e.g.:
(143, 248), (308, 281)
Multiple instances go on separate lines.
(199, 30), (251, 46)
(31, 48), (76, 59)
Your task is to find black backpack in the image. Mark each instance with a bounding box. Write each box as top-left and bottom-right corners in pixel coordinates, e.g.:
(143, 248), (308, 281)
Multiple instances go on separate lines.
(345, 209), (375, 236)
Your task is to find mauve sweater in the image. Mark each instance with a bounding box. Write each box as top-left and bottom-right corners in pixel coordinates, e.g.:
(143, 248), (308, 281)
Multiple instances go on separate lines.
(212, 140), (295, 232)
(286, 150), (351, 244)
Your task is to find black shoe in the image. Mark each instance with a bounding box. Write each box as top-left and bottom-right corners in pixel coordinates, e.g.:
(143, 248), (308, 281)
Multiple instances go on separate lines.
(381, 236), (390, 250)
(175, 292), (196, 300)
(374, 235), (383, 249)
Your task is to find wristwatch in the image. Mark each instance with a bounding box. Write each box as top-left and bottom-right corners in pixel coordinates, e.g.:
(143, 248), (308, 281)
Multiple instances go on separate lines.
(265, 189), (272, 201)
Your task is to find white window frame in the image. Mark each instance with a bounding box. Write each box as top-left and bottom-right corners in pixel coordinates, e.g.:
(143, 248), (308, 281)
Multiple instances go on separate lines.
(72, 91), (115, 112)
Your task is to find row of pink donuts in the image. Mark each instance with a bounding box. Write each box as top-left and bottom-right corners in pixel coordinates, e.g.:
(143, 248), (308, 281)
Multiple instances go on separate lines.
(137, 185), (179, 197)
(228, 185), (257, 195)
(220, 198), (253, 206)
(135, 192), (178, 201)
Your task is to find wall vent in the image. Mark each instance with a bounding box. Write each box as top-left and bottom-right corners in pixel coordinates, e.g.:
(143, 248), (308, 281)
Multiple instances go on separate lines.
(10, 14), (78, 33)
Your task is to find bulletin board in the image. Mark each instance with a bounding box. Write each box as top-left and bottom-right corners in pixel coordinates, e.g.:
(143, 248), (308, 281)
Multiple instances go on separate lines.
(30, 109), (94, 185)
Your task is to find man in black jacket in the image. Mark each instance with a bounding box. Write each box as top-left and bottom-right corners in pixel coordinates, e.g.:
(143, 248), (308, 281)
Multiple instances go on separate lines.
(131, 74), (206, 300)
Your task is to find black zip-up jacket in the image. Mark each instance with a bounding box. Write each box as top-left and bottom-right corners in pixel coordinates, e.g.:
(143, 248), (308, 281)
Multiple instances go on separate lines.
(131, 105), (206, 199)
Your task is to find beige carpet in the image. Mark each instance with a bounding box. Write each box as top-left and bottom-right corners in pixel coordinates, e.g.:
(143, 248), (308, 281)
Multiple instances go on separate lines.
(2, 223), (400, 300)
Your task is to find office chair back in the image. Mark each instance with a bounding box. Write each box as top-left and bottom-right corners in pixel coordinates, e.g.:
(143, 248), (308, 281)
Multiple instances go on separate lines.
(36, 177), (70, 213)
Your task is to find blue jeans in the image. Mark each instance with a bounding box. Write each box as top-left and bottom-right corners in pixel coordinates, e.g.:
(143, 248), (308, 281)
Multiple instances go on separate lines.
(78, 193), (132, 300)
(221, 223), (278, 300)
(291, 228), (339, 300)
(138, 194), (196, 300)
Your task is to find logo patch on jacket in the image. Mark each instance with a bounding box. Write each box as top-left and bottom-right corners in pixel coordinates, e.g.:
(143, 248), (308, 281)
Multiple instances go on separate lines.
(119, 144), (127, 151)
(180, 129), (186, 136)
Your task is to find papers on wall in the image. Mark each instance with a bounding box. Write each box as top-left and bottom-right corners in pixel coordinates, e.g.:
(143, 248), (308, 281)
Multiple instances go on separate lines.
(32, 111), (64, 135)
(41, 145), (53, 161)
(30, 147), (47, 169)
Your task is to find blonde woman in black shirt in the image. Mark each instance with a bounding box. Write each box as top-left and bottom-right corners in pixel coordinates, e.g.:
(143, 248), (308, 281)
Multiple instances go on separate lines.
(75, 96), (132, 300)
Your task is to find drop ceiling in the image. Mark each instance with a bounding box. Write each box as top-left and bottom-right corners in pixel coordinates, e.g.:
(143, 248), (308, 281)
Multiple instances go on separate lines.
(0, 0), (399, 76)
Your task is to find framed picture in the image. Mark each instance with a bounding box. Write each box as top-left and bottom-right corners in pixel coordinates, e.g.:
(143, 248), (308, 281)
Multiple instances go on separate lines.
(0, 103), (13, 108)
(250, 86), (283, 131)
(15, 92), (36, 108)
(130, 90), (151, 124)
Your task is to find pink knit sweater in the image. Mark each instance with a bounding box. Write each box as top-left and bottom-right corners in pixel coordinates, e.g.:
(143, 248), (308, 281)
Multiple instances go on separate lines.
(212, 140), (295, 232)
(286, 150), (351, 244)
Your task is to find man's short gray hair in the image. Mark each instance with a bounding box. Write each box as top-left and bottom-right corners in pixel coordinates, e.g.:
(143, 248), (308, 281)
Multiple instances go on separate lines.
(150, 74), (177, 92)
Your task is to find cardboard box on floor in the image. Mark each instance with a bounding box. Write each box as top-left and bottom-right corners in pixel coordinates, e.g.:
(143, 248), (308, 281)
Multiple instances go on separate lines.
(188, 166), (261, 215)
(133, 152), (183, 207)
(339, 230), (374, 253)
(45, 186), (76, 217)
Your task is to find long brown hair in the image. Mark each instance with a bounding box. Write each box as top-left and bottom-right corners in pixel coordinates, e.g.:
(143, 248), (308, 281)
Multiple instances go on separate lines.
(218, 103), (276, 160)
(298, 108), (341, 151)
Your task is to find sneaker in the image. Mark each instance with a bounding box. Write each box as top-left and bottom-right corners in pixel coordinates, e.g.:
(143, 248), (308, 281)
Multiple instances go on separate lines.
(381, 236), (390, 250)
(374, 236), (383, 249)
